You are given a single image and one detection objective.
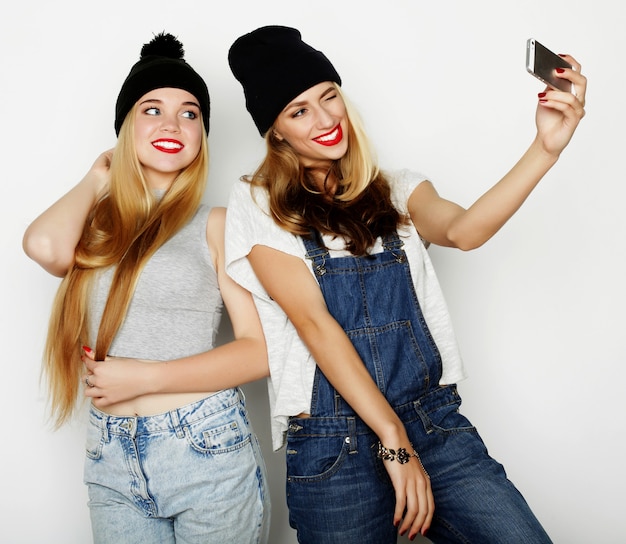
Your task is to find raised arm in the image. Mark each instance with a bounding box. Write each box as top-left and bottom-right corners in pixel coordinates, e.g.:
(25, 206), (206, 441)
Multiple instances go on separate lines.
(247, 244), (433, 538)
(411, 54), (586, 250)
(22, 150), (113, 277)
(83, 207), (269, 403)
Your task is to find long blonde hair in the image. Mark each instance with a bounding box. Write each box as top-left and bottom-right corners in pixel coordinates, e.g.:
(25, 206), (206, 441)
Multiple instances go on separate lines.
(44, 106), (209, 427)
(246, 84), (407, 255)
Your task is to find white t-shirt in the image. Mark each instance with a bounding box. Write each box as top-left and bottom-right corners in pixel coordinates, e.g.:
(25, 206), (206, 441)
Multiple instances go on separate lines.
(226, 169), (466, 451)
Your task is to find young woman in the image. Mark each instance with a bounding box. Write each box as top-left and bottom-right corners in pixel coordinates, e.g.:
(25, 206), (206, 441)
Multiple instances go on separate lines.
(23, 33), (270, 544)
(225, 25), (586, 543)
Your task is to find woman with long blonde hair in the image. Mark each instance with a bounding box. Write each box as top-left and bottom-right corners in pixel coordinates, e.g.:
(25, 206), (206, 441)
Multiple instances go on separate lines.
(23, 32), (270, 543)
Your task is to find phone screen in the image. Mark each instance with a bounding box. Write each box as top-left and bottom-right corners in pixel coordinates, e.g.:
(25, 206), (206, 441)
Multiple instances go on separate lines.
(526, 39), (572, 92)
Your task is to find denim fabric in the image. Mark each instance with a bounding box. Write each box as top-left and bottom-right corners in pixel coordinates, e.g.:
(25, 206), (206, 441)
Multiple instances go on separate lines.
(84, 388), (270, 544)
(286, 232), (552, 544)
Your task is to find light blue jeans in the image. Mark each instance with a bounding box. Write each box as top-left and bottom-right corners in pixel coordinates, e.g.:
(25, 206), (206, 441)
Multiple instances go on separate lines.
(84, 388), (270, 544)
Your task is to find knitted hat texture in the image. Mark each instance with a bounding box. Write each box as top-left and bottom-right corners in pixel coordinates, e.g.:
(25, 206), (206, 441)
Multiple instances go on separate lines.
(228, 25), (341, 136)
(114, 32), (210, 135)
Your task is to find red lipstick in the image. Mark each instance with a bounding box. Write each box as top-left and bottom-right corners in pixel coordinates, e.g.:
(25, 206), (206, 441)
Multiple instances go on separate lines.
(313, 124), (343, 147)
(152, 138), (184, 154)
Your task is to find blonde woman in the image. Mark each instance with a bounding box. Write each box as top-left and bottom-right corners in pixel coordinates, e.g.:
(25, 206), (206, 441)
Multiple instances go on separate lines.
(23, 32), (270, 544)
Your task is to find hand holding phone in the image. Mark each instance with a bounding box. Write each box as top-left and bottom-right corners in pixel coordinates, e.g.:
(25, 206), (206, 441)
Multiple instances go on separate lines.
(526, 38), (572, 93)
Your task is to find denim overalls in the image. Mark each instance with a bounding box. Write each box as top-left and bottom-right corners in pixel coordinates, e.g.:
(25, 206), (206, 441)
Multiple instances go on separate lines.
(285, 230), (551, 544)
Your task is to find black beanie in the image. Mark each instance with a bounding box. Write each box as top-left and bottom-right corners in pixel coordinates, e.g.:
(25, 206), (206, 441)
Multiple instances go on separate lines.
(114, 32), (210, 135)
(228, 26), (341, 136)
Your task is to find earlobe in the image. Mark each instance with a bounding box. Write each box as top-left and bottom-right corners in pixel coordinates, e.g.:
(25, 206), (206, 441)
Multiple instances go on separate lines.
(273, 129), (284, 141)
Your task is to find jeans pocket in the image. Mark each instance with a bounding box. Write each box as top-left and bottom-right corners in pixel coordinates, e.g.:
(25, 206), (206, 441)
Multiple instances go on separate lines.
(184, 410), (251, 455)
(286, 435), (349, 482)
(422, 399), (476, 434)
(85, 421), (104, 460)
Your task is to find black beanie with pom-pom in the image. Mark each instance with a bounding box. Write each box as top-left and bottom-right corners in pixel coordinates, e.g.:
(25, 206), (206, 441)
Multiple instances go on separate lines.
(114, 32), (210, 135)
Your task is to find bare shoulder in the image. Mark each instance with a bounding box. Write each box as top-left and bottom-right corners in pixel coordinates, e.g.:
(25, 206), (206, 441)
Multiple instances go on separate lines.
(208, 205), (226, 223)
(409, 179), (437, 201)
(206, 206), (226, 260)
(207, 206), (226, 234)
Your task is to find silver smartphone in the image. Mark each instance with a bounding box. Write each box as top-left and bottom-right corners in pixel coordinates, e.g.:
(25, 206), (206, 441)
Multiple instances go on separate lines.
(526, 38), (572, 92)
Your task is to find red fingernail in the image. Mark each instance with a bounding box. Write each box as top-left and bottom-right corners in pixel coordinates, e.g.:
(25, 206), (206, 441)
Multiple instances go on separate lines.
(538, 92), (547, 98)
(82, 346), (92, 353)
(556, 68), (565, 73)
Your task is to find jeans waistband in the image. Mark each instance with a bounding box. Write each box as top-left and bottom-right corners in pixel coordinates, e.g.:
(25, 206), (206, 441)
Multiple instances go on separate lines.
(88, 388), (243, 438)
(287, 385), (459, 437)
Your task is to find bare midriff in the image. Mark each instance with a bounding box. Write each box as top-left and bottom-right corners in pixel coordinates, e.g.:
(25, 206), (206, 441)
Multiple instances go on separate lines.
(98, 391), (218, 417)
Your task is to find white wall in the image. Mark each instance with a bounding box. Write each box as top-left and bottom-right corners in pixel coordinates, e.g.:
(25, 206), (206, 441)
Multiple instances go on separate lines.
(2, 1), (624, 542)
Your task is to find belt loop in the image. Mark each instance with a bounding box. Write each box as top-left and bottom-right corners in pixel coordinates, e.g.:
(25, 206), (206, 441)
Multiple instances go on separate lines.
(101, 414), (110, 443)
(237, 386), (246, 404)
(346, 417), (357, 453)
(169, 408), (185, 439)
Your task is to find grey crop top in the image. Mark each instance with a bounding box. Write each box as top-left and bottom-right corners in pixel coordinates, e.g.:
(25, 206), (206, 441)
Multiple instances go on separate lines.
(88, 204), (222, 361)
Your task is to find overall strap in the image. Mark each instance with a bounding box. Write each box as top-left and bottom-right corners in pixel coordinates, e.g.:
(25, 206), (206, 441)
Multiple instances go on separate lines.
(303, 229), (329, 276)
(301, 227), (442, 417)
(303, 229), (406, 276)
(381, 232), (407, 263)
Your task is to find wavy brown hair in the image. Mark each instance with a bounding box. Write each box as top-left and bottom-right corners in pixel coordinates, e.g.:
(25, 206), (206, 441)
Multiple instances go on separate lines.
(246, 85), (408, 255)
(43, 106), (208, 427)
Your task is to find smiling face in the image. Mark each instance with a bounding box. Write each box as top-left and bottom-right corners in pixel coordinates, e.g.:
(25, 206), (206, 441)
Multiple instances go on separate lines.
(273, 82), (349, 169)
(133, 87), (203, 190)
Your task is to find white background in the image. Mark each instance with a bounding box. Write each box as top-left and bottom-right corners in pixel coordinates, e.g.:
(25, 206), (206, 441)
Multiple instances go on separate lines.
(2, 1), (624, 543)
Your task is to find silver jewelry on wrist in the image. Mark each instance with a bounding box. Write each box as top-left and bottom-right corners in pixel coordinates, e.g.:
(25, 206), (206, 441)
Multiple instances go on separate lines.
(374, 441), (430, 477)
(375, 441), (416, 464)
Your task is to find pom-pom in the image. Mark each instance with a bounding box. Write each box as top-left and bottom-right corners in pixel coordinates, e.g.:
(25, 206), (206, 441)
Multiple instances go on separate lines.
(140, 32), (185, 60)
